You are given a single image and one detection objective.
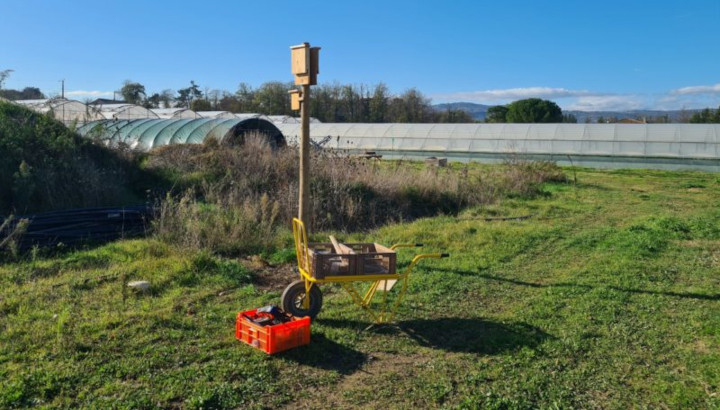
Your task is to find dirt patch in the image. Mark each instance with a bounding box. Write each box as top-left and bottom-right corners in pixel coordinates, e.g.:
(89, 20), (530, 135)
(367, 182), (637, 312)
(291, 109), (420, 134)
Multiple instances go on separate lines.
(694, 339), (712, 354)
(687, 187), (704, 193)
(242, 259), (296, 291)
(676, 239), (720, 248)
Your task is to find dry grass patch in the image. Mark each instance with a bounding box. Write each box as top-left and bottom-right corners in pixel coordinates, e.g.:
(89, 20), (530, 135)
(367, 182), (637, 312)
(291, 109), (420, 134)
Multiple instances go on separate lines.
(145, 135), (565, 256)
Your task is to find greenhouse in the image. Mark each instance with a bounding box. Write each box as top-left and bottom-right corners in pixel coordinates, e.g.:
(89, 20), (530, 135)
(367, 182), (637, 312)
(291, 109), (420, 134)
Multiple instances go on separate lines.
(196, 111), (237, 119)
(232, 113), (266, 120)
(76, 117), (285, 151)
(267, 115), (300, 124)
(94, 103), (159, 120)
(14, 98), (103, 125)
(276, 123), (720, 170)
(151, 108), (199, 119)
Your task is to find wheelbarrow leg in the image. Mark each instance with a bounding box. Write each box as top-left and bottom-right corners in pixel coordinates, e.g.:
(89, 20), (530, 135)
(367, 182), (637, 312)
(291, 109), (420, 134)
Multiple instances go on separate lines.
(303, 280), (313, 310)
(362, 280), (381, 307)
(341, 283), (382, 323)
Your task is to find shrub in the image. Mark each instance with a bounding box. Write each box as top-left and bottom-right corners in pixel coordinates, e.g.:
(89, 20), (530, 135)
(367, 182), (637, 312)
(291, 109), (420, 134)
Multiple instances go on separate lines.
(0, 101), (150, 215)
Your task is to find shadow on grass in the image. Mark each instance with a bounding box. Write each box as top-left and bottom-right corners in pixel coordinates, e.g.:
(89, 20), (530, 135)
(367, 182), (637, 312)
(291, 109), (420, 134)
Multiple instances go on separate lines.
(437, 268), (720, 301)
(398, 318), (551, 354)
(280, 332), (367, 375)
(319, 317), (552, 355)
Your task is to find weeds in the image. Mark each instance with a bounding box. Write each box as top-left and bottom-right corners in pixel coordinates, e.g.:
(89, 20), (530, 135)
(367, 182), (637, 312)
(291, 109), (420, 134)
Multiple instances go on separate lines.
(153, 189), (281, 256)
(0, 215), (28, 260)
(147, 134), (565, 255)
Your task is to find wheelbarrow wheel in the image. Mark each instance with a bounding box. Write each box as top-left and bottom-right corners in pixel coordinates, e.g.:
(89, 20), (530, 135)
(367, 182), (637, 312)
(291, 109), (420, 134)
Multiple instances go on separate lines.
(281, 280), (323, 319)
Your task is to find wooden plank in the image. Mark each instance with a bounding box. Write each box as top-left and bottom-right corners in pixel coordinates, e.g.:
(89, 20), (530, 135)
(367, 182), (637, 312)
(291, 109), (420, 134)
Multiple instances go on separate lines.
(329, 235), (355, 254)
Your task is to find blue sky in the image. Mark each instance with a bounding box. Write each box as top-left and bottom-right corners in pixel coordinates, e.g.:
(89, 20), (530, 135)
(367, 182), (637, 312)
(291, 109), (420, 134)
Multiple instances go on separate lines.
(1, 0), (719, 111)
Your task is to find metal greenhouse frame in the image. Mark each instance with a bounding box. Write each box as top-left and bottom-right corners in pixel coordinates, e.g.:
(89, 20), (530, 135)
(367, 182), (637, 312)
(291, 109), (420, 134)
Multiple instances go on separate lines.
(14, 98), (104, 125)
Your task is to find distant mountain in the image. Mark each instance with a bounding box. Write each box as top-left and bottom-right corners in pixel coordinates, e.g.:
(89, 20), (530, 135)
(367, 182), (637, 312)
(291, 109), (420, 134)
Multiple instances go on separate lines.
(434, 102), (491, 121)
(564, 109), (700, 124)
(433, 102), (701, 123)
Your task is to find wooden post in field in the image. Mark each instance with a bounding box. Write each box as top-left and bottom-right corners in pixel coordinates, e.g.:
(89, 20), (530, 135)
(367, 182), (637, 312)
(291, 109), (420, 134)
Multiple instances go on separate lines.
(290, 43), (320, 225)
(299, 83), (311, 224)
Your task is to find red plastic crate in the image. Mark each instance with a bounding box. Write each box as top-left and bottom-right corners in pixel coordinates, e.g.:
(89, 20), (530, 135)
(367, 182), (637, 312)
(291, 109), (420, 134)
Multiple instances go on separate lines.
(235, 309), (311, 354)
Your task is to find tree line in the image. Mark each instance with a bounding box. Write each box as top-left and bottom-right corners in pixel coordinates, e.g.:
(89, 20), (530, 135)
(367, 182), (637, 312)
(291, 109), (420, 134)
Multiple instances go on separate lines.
(688, 107), (720, 123)
(0, 70), (45, 100)
(119, 80), (474, 123)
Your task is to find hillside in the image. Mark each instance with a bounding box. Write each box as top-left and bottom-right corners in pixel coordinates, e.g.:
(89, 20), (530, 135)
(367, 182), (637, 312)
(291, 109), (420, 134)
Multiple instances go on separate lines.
(433, 101), (701, 123)
(0, 101), (151, 216)
(565, 109), (700, 123)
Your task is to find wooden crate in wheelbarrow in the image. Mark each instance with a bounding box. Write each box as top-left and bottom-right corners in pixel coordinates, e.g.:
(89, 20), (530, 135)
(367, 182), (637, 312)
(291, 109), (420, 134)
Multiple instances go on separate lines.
(283, 218), (448, 323)
(306, 242), (396, 278)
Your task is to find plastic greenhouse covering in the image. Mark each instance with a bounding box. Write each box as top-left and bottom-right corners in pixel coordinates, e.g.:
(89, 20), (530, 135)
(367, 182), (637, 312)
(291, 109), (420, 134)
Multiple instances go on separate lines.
(267, 115), (300, 124)
(94, 104), (159, 120)
(14, 98), (104, 125)
(196, 111), (237, 119)
(76, 118), (285, 151)
(151, 108), (199, 119)
(276, 123), (720, 160)
(265, 115), (320, 124)
(10, 98), (324, 127)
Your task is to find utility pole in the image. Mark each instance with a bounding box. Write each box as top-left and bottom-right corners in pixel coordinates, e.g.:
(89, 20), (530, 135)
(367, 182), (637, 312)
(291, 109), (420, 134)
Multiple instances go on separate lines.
(290, 43), (320, 225)
(60, 79), (64, 99)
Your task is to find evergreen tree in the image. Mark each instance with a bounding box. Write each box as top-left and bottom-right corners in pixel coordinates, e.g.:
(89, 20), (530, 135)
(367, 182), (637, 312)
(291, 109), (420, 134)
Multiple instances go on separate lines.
(506, 98), (563, 123)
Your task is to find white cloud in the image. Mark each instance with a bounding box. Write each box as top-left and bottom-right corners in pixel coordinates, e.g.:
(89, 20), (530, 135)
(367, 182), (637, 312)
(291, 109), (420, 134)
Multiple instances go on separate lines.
(564, 95), (645, 111)
(433, 87), (599, 103)
(670, 83), (720, 95)
(64, 90), (114, 99)
(433, 84), (720, 111)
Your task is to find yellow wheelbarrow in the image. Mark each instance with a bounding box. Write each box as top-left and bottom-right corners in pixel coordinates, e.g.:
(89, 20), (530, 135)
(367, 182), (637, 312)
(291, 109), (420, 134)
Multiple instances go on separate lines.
(281, 218), (449, 323)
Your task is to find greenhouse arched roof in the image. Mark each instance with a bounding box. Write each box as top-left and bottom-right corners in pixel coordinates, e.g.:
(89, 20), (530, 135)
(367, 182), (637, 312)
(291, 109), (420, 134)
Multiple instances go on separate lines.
(267, 115), (300, 124)
(151, 108), (199, 119)
(76, 118), (285, 151)
(15, 98), (103, 125)
(94, 103), (159, 120)
(196, 111), (237, 119)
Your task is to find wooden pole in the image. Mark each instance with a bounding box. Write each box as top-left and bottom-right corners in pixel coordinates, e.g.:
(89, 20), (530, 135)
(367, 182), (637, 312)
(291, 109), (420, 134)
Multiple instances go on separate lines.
(298, 84), (311, 224)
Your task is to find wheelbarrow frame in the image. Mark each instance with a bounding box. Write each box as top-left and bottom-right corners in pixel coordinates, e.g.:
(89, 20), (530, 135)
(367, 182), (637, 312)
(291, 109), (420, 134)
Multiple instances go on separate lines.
(289, 218), (447, 323)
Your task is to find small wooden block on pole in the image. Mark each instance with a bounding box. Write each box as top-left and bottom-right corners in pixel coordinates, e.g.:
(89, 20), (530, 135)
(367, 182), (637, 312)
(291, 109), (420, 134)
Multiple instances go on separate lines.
(289, 89), (301, 111)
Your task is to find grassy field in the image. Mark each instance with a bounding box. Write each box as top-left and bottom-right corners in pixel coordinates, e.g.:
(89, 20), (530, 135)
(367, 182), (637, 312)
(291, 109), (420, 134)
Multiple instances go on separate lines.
(1, 167), (718, 408)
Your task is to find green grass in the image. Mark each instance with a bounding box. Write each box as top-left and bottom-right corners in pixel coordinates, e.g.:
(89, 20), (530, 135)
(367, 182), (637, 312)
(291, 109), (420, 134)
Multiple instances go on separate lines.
(1, 167), (719, 408)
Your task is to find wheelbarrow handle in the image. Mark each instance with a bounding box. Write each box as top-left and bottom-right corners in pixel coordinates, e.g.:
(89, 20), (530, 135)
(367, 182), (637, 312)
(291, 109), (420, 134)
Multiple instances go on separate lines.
(390, 243), (424, 250)
(410, 253), (450, 262)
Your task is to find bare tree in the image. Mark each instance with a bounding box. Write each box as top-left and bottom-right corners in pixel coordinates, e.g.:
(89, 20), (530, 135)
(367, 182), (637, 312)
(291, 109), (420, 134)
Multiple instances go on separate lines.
(0, 69), (13, 90)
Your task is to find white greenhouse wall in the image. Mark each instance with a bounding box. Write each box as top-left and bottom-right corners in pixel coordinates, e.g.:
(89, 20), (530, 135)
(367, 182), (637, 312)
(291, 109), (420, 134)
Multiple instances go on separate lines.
(276, 123), (720, 171)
